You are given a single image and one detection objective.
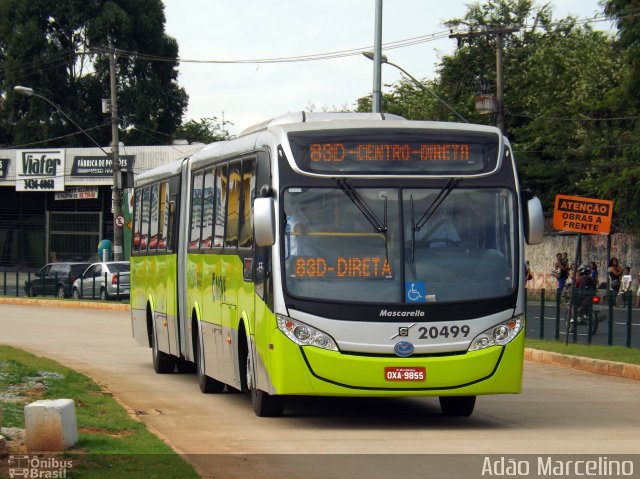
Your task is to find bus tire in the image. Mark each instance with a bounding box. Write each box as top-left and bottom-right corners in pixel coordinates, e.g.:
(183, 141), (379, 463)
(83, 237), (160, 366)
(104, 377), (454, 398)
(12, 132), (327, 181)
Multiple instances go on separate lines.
(251, 389), (285, 417)
(243, 333), (284, 416)
(152, 325), (175, 374)
(195, 324), (224, 394)
(439, 396), (476, 417)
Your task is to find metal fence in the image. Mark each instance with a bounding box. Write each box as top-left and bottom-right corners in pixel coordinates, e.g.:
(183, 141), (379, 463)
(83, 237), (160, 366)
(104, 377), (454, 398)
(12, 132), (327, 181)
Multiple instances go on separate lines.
(0, 270), (128, 301)
(2, 272), (637, 347)
(525, 288), (639, 349)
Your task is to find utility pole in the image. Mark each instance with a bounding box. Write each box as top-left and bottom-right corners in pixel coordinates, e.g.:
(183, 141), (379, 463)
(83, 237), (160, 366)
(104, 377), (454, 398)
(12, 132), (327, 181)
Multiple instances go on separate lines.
(109, 49), (124, 261)
(450, 27), (518, 135)
(372, 0), (383, 113)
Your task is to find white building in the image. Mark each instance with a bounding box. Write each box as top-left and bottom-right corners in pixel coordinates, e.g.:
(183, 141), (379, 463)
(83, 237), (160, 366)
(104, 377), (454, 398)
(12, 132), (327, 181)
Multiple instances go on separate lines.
(0, 144), (204, 269)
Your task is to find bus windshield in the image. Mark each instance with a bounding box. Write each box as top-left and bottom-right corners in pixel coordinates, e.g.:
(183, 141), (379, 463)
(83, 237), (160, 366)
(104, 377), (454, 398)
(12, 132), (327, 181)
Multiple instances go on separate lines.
(283, 186), (515, 304)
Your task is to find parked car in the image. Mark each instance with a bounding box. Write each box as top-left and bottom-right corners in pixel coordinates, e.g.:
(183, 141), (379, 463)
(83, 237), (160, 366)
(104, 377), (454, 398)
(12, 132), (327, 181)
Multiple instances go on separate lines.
(72, 261), (130, 300)
(24, 262), (91, 298)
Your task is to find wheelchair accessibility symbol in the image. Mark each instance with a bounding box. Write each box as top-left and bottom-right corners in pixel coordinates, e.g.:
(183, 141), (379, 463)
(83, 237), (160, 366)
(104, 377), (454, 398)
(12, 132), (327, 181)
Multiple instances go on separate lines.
(405, 282), (426, 303)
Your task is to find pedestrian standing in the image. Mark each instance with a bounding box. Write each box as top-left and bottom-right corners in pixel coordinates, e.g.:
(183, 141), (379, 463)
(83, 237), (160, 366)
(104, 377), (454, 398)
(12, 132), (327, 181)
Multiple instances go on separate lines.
(609, 258), (623, 291)
(554, 253), (570, 291)
(589, 261), (599, 289)
(608, 257), (623, 305)
(618, 267), (632, 307)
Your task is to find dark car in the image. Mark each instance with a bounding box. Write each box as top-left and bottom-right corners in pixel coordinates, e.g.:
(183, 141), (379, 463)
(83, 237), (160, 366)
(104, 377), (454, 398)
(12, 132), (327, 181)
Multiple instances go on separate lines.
(24, 262), (91, 298)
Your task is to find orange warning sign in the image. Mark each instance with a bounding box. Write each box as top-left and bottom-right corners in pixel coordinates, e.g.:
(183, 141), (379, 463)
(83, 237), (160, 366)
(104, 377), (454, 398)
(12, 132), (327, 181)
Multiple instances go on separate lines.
(553, 194), (613, 234)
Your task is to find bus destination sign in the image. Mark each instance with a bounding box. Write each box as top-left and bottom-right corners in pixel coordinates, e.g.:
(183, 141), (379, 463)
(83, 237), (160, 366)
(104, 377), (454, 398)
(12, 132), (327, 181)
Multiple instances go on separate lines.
(293, 256), (393, 279)
(287, 129), (500, 175)
(308, 142), (471, 163)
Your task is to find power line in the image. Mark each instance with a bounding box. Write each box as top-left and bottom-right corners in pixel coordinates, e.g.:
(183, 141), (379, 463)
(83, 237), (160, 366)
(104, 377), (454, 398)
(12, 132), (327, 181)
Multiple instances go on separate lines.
(0, 123), (111, 150)
(508, 112), (640, 122)
(515, 140), (640, 154)
(3, 9), (626, 77)
(90, 31), (454, 65)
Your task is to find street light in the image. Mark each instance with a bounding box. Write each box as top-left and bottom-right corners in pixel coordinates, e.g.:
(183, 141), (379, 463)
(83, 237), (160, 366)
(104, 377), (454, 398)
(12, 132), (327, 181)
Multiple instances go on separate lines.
(362, 52), (468, 123)
(14, 86), (111, 154)
(14, 85), (125, 261)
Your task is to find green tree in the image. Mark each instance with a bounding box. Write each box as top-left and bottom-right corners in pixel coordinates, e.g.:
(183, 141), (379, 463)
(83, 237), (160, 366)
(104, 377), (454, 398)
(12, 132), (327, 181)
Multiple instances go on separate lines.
(0, 0), (187, 147)
(592, 0), (640, 232)
(441, 1), (625, 210)
(357, 77), (459, 122)
(358, 0), (628, 226)
(175, 117), (233, 144)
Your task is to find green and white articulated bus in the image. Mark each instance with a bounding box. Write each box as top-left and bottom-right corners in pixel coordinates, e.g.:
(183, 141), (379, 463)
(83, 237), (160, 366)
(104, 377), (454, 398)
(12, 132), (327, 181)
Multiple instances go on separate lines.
(130, 112), (544, 417)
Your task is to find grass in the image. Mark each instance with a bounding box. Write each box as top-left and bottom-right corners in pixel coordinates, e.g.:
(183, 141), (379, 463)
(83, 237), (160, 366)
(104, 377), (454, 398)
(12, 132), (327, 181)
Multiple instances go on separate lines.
(525, 338), (640, 365)
(0, 345), (199, 479)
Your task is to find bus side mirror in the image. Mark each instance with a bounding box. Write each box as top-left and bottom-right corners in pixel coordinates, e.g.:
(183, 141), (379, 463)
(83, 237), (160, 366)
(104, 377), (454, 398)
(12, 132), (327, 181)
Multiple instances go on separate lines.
(254, 197), (276, 247)
(525, 197), (544, 245)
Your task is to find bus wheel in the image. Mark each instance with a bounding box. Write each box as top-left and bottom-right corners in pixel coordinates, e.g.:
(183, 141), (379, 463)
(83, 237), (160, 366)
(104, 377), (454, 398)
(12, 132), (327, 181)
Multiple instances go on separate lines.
(196, 327), (224, 393)
(152, 326), (175, 374)
(439, 396), (476, 417)
(251, 389), (285, 417)
(244, 337), (284, 416)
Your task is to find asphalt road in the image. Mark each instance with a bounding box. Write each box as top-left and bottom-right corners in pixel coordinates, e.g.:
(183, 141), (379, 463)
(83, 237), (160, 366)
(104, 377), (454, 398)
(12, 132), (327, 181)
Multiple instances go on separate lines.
(1, 303), (639, 478)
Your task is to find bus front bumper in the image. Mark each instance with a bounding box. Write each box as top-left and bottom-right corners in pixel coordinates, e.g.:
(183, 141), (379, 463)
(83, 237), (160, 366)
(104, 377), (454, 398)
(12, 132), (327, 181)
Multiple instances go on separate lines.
(264, 331), (525, 397)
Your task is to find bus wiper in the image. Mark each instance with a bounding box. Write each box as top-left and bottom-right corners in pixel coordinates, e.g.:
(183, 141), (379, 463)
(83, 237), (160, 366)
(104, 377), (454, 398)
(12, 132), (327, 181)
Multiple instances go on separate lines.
(336, 179), (387, 234)
(410, 195), (416, 262)
(336, 179), (388, 259)
(414, 178), (461, 232)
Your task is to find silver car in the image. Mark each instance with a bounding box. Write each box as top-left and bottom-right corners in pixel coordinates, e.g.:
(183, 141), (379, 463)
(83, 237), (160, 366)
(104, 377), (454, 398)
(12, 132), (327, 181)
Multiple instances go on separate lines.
(72, 261), (130, 300)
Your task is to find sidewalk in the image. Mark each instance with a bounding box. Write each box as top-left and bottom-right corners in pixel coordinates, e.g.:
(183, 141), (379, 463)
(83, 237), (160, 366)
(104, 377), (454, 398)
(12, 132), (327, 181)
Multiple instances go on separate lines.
(0, 296), (128, 311)
(1, 296), (638, 380)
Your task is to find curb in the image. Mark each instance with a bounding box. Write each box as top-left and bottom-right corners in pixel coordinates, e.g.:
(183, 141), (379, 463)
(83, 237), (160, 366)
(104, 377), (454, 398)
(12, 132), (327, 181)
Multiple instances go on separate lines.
(525, 348), (640, 381)
(0, 296), (129, 311)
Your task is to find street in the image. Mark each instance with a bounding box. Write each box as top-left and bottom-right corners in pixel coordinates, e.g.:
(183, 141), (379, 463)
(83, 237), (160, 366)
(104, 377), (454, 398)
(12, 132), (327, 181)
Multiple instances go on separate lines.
(1, 302), (639, 478)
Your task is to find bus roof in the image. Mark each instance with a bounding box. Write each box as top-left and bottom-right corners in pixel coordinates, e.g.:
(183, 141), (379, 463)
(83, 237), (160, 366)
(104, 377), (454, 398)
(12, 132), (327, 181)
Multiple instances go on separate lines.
(239, 111), (406, 137)
(134, 157), (186, 187)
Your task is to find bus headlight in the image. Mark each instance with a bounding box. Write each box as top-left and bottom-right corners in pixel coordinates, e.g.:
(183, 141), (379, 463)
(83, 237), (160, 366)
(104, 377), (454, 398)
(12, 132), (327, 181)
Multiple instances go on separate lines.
(468, 317), (523, 351)
(276, 315), (339, 351)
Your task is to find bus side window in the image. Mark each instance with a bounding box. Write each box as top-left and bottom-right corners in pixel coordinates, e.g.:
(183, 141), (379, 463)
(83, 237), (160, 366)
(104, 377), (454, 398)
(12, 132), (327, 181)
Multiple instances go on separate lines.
(166, 201), (175, 253)
(132, 190), (141, 253)
(149, 184), (159, 251)
(190, 172), (204, 249)
(140, 188), (150, 251)
(214, 164), (227, 248)
(157, 181), (169, 251)
(225, 163), (241, 249)
(202, 169), (215, 248)
(239, 159), (256, 248)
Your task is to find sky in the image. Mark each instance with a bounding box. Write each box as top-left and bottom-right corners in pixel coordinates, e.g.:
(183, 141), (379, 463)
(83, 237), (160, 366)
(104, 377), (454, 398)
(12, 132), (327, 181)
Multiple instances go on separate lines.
(162, 1), (614, 136)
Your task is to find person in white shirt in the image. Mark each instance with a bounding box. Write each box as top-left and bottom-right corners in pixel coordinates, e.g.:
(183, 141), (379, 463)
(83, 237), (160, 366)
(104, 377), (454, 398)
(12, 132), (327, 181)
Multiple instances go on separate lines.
(618, 267), (632, 307)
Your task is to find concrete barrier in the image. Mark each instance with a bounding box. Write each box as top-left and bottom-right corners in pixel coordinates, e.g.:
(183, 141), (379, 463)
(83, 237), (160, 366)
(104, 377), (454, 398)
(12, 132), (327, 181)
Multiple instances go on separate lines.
(25, 399), (78, 451)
